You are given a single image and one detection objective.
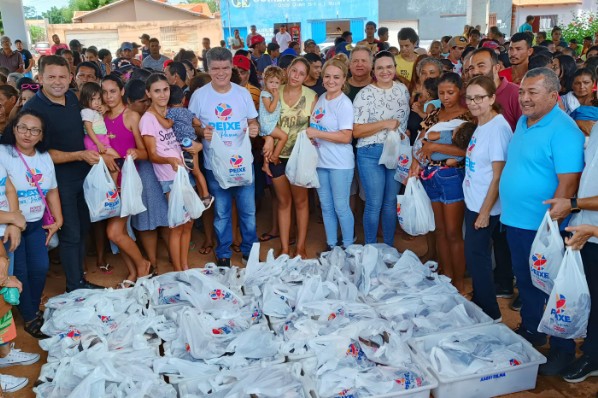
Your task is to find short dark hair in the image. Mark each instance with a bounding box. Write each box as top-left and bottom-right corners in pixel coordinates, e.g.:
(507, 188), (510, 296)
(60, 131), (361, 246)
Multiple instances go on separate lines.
(453, 122), (477, 150)
(438, 72), (463, 90)
(423, 77), (439, 100)
(0, 85), (18, 100)
(267, 42), (280, 53)
(85, 47), (98, 57)
(472, 47), (499, 65)
(14, 39), (22, 44)
(304, 53), (322, 64)
(167, 61), (187, 82)
(511, 32), (533, 48)
(378, 27), (388, 37)
(552, 26), (562, 33)
(98, 49), (111, 61)
(1, 109), (50, 153)
(341, 31), (352, 40)
(470, 29), (481, 37)
(76, 61), (101, 79)
(398, 27), (419, 44)
(366, 21), (377, 29)
(537, 31), (547, 40)
(168, 84), (185, 106)
(528, 54), (553, 70)
(39, 55), (69, 75)
(124, 78), (146, 103)
(149, 38), (159, 45)
(441, 36), (452, 44)
(526, 15), (535, 23)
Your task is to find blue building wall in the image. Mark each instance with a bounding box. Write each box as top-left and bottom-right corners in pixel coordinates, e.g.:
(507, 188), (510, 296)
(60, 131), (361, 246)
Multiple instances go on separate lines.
(220, 0), (378, 47)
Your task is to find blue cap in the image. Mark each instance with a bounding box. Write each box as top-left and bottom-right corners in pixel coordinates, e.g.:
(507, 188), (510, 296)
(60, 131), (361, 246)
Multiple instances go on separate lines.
(121, 42), (133, 51)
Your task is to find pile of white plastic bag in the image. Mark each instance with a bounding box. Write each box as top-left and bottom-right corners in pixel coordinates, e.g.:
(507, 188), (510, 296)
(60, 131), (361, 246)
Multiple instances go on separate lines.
(35, 243), (535, 398)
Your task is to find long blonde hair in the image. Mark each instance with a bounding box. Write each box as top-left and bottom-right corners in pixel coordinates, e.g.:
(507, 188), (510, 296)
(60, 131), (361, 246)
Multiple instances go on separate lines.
(322, 56), (349, 94)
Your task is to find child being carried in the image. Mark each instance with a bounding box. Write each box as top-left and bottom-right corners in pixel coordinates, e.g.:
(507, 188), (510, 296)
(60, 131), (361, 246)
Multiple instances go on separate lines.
(259, 66), (289, 175)
(414, 120), (477, 167)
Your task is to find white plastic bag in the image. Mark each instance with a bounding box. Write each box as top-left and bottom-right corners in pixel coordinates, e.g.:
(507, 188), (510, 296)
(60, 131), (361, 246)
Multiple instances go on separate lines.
(120, 155), (146, 217)
(379, 129), (401, 169)
(83, 157), (121, 222)
(211, 128), (254, 189)
(167, 167), (191, 228)
(397, 177), (435, 236)
(285, 130), (320, 188)
(538, 247), (591, 339)
(394, 133), (412, 185)
(529, 211), (565, 294)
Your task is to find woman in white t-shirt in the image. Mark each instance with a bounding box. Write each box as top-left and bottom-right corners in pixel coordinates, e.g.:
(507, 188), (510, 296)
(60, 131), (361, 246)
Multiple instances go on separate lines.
(0, 110), (63, 339)
(353, 51), (410, 246)
(463, 76), (512, 321)
(306, 58), (355, 249)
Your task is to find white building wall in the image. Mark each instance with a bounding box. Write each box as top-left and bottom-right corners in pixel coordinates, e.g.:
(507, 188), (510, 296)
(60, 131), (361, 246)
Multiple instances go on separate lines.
(515, 0), (597, 32)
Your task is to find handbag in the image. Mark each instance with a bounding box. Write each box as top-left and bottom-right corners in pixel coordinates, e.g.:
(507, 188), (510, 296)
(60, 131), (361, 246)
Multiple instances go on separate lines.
(15, 147), (55, 226)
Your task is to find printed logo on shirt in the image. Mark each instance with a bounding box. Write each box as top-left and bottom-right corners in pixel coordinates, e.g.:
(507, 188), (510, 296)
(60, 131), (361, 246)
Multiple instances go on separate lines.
(0, 177), (5, 187)
(215, 103), (233, 121)
(465, 137), (477, 172)
(25, 168), (43, 187)
(313, 107), (326, 123)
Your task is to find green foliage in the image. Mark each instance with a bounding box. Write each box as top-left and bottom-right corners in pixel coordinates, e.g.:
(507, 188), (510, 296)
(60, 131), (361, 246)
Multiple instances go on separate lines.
(561, 11), (598, 44)
(29, 25), (46, 43)
(42, 6), (74, 24)
(187, 0), (220, 13)
(24, 6), (41, 19)
(69, 0), (114, 12)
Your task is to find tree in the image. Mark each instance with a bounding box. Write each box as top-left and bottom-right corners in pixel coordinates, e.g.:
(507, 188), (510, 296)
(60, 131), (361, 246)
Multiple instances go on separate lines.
(187, 0), (220, 13)
(24, 6), (40, 20)
(42, 6), (74, 24)
(69, 0), (114, 12)
(561, 11), (598, 46)
(29, 25), (46, 43)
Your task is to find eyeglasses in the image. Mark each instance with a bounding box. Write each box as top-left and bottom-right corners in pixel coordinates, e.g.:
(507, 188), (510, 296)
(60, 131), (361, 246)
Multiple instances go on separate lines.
(21, 84), (40, 91)
(464, 94), (490, 104)
(15, 124), (42, 136)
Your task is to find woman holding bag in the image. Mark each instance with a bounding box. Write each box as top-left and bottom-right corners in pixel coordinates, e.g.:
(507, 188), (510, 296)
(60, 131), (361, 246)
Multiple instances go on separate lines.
(0, 110), (62, 339)
(101, 75), (154, 287)
(353, 50), (410, 246)
(462, 76), (512, 320)
(306, 58), (355, 250)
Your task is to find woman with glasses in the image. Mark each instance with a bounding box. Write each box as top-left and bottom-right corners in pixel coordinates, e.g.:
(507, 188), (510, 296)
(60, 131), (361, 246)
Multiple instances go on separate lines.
(462, 76), (512, 320)
(410, 72), (474, 295)
(102, 75), (154, 287)
(353, 50), (410, 246)
(0, 110), (62, 338)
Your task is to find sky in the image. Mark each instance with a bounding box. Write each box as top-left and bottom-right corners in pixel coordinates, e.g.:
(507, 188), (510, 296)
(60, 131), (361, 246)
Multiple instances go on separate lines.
(23, 0), (186, 14)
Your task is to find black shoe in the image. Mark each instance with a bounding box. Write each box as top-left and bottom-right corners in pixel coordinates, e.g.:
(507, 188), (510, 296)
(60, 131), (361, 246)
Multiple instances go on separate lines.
(495, 283), (514, 298)
(217, 258), (231, 268)
(514, 325), (547, 347)
(81, 280), (105, 290)
(562, 354), (598, 383)
(539, 350), (575, 376)
(24, 317), (49, 339)
(510, 294), (522, 311)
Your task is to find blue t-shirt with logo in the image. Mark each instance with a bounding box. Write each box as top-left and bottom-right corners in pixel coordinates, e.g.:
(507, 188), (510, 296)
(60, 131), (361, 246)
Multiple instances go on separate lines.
(499, 105), (584, 230)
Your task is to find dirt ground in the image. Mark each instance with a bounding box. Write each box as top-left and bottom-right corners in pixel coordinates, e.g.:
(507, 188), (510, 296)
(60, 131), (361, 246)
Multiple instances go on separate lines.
(5, 192), (598, 397)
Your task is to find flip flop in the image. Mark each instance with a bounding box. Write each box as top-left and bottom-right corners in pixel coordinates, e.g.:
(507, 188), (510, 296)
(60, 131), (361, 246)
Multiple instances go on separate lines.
(199, 245), (213, 255)
(149, 265), (158, 277)
(259, 233), (279, 242)
(97, 263), (113, 274)
(117, 280), (136, 289)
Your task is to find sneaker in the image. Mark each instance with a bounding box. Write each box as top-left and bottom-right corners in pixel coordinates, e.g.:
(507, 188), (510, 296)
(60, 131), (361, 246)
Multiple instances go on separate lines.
(509, 294), (522, 311)
(0, 344), (40, 368)
(539, 350), (575, 376)
(217, 258), (231, 268)
(514, 325), (547, 347)
(495, 283), (514, 298)
(0, 374), (28, 393)
(562, 354), (598, 383)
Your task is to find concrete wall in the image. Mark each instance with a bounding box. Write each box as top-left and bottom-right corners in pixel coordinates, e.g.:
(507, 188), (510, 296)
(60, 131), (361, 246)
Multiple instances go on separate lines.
(76, 0), (206, 23)
(490, 0), (512, 35)
(513, 0), (596, 33)
(48, 18), (222, 56)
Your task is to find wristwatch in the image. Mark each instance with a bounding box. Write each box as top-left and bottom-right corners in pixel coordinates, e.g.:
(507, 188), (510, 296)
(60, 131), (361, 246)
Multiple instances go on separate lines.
(570, 197), (581, 214)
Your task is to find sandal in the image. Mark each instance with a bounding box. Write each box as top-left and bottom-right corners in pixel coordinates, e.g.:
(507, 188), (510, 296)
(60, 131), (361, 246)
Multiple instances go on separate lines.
(97, 263), (113, 274)
(149, 265), (158, 277)
(259, 233), (279, 242)
(199, 245), (213, 255)
(25, 317), (49, 339)
(117, 280), (136, 289)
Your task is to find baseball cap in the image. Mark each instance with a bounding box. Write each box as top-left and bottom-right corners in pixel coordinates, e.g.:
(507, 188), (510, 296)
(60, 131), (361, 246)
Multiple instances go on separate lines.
(304, 39), (316, 48)
(121, 42), (133, 51)
(249, 34), (265, 48)
(448, 36), (468, 49)
(233, 54), (250, 71)
(482, 41), (499, 50)
(139, 33), (150, 40)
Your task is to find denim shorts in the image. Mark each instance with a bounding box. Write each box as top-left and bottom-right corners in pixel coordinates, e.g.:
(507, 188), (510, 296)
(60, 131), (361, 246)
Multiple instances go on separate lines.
(159, 171), (196, 194)
(270, 158), (289, 179)
(421, 166), (465, 204)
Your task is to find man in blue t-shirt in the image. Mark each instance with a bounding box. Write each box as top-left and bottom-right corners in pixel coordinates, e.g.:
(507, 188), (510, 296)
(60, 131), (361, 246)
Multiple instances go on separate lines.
(500, 67), (585, 376)
(518, 15), (534, 33)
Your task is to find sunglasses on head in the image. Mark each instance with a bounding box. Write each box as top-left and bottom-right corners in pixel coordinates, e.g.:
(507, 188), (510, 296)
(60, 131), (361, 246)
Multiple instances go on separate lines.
(21, 84), (40, 91)
(374, 50), (393, 59)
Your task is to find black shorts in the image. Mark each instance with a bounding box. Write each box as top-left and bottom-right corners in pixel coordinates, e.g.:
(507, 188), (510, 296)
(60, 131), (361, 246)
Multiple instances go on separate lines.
(270, 158), (288, 179)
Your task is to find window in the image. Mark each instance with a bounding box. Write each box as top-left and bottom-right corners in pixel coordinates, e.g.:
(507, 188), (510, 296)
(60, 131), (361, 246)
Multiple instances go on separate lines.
(160, 26), (198, 51)
(160, 27), (177, 44)
(538, 15), (558, 31)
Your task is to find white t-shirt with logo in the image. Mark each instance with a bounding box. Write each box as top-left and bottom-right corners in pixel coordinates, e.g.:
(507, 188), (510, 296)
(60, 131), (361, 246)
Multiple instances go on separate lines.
(275, 31), (292, 52)
(189, 82), (258, 170)
(463, 114), (512, 215)
(0, 164), (10, 237)
(310, 93), (355, 169)
(0, 145), (57, 223)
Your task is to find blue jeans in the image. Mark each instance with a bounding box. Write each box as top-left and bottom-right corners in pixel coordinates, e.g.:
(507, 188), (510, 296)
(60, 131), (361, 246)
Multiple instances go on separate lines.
(316, 168), (354, 247)
(581, 242), (598, 358)
(206, 169), (258, 259)
(506, 226), (575, 354)
(13, 220), (49, 322)
(464, 209), (501, 320)
(357, 144), (399, 246)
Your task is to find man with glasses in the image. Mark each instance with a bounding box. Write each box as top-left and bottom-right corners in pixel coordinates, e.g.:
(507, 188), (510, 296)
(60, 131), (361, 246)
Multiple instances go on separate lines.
(499, 32), (533, 85)
(0, 37), (24, 73)
(446, 36), (467, 76)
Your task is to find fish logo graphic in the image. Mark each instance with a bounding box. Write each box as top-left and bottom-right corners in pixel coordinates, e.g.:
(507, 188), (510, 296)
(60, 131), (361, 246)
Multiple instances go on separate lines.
(215, 103), (233, 121)
(531, 253), (547, 270)
(25, 168), (43, 187)
(467, 137), (477, 153)
(313, 107), (326, 123)
(106, 190), (119, 203)
(230, 154), (244, 168)
(555, 294), (566, 314)
(398, 154), (410, 166)
(510, 358), (521, 366)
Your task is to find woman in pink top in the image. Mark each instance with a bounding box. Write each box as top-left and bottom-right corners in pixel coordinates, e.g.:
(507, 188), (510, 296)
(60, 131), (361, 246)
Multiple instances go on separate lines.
(102, 74), (153, 287)
(141, 74), (195, 272)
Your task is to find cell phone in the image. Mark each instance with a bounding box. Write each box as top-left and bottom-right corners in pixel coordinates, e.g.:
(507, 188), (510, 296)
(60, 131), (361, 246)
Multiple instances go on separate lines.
(114, 158), (125, 169)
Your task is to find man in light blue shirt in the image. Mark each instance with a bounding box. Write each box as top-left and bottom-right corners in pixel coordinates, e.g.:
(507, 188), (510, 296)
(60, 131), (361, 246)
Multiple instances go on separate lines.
(500, 67), (584, 376)
(518, 15), (534, 33)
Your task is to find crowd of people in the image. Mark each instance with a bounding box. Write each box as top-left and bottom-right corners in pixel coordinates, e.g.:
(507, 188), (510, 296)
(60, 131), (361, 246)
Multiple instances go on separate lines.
(0, 19), (597, 394)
